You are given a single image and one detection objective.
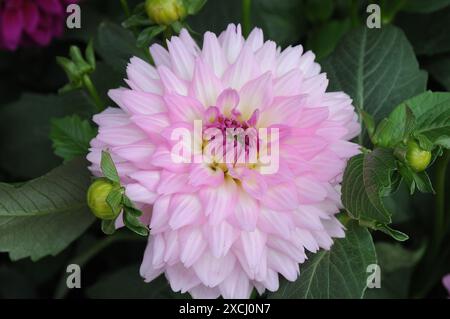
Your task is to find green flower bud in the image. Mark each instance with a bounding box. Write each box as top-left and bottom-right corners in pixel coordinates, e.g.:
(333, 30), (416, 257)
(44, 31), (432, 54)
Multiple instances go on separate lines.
(405, 140), (432, 172)
(145, 0), (187, 25)
(87, 178), (118, 220)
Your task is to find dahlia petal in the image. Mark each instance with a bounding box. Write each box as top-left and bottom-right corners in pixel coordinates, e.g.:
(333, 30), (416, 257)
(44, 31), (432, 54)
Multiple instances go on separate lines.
(258, 95), (306, 127)
(149, 195), (171, 233)
(261, 268), (280, 292)
(131, 113), (170, 135)
(128, 171), (160, 192)
(167, 36), (195, 80)
(205, 221), (237, 258)
(179, 226), (207, 267)
(259, 208), (293, 240)
(158, 65), (188, 95)
(2, 8), (23, 50)
(193, 251), (236, 287)
(127, 57), (162, 94)
(267, 236), (306, 264)
(201, 178), (237, 225)
(273, 69), (304, 96)
(97, 126), (146, 146)
(169, 194), (202, 229)
(219, 24), (244, 64)
(112, 143), (155, 167)
(246, 27), (264, 52)
(125, 183), (157, 204)
(260, 183), (299, 211)
(201, 32), (228, 78)
(166, 264), (201, 293)
(93, 108), (130, 127)
(122, 90), (166, 115)
(216, 88), (240, 116)
(152, 234), (166, 268)
(255, 40), (277, 74)
(233, 191), (259, 231)
(165, 93), (204, 122)
(163, 231), (180, 264)
(296, 176), (328, 204)
(151, 147), (189, 173)
(189, 58), (224, 107)
(267, 249), (299, 282)
(189, 285), (221, 299)
(276, 45), (303, 77)
(296, 107), (329, 128)
(149, 43), (171, 68)
(219, 268), (252, 299)
(23, 1), (39, 33)
(188, 163), (224, 188)
(222, 45), (257, 90)
(140, 237), (164, 282)
(237, 72), (273, 120)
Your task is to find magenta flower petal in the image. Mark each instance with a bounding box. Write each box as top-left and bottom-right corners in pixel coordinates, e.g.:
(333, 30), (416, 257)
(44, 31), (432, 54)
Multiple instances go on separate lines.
(1, 7), (23, 50)
(23, 1), (40, 33)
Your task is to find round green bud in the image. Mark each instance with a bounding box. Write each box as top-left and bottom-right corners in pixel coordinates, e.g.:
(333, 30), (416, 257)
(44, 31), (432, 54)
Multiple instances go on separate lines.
(405, 140), (432, 172)
(87, 178), (118, 220)
(145, 0), (187, 25)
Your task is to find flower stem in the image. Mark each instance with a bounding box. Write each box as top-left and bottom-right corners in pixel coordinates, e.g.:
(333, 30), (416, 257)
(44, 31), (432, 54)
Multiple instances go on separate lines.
(433, 149), (449, 252)
(82, 74), (104, 112)
(242, 0), (252, 37)
(53, 231), (145, 299)
(120, 0), (131, 18)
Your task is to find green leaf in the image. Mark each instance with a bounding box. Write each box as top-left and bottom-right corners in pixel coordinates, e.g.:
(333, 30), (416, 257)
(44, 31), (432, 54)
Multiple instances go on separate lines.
(322, 25), (427, 140)
(403, 0), (450, 13)
(106, 187), (124, 216)
(96, 22), (147, 74)
(0, 93), (93, 179)
(86, 264), (187, 298)
(101, 219), (116, 235)
(342, 148), (398, 225)
(0, 158), (95, 261)
(136, 25), (166, 48)
(307, 19), (350, 61)
(101, 151), (120, 184)
(123, 208), (149, 237)
(373, 104), (415, 148)
(183, 0), (207, 15)
(365, 243), (425, 299)
(122, 14), (152, 29)
(269, 221), (376, 299)
(374, 223), (409, 241)
(305, 0), (334, 23)
(50, 115), (97, 162)
(397, 91), (450, 148)
(85, 39), (96, 70)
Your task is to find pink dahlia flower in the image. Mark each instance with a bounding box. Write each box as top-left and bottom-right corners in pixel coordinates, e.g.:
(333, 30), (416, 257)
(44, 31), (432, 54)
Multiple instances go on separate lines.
(87, 24), (360, 299)
(0, 0), (77, 51)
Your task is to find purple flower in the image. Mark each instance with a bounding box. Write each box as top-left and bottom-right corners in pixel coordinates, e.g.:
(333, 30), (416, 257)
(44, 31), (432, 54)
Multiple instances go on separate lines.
(0, 0), (77, 51)
(443, 274), (450, 297)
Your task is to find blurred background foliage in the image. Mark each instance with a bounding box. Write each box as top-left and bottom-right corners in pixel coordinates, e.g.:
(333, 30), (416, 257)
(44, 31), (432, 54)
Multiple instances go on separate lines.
(0, 0), (450, 299)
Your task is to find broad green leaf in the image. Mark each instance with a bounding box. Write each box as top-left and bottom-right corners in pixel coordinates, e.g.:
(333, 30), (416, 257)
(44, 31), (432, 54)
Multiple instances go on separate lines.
(87, 264), (188, 299)
(0, 92), (93, 179)
(50, 115), (97, 162)
(183, 0), (207, 15)
(365, 243), (425, 299)
(342, 148), (397, 224)
(0, 158), (95, 261)
(101, 151), (120, 184)
(269, 221), (376, 299)
(399, 163), (435, 194)
(403, 0), (450, 13)
(96, 22), (147, 74)
(305, 0), (334, 23)
(398, 91), (450, 148)
(322, 25), (427, 139)
(397, 7), (450, 55)
(307, 19), (350, 61)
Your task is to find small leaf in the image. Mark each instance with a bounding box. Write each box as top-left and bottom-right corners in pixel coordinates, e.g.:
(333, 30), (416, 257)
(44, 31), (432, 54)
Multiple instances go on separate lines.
(106, 187), (124, 216)
(85, 39), (96, 70)
(183, 0), (207, 15)
(100, 151), (120, 184)
(123, 209), (149, 237)
(412, 171), (435, 194)
(50, 115), (97, 162)
(374, 223), (409, 242)
(122, 14), (152, 29)
(101, 219), (116, 235)
(373, 104), (415, 148)
(136, 25), (166, 48)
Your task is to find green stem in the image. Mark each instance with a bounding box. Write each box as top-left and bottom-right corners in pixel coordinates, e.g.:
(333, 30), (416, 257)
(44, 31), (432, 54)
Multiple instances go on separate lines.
(242, 0), (252, 37)
(433, 150), (449, 252)
(82, 74), (104, 112)
(53, 231), (145, 299)
(120, 0), (131, 18)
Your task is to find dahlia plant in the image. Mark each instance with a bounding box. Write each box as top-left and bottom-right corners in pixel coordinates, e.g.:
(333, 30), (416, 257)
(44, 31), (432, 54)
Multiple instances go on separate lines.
(0, 0), (450, 301)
